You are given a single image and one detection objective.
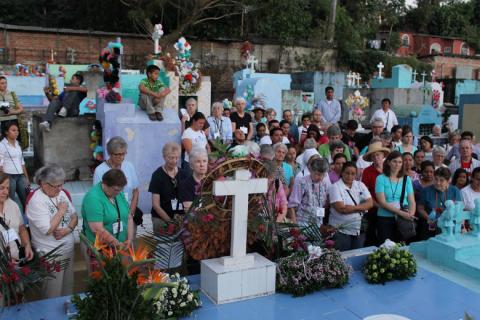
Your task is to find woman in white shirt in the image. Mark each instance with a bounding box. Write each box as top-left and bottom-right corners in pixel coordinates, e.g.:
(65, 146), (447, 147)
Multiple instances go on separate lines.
(26, 165), (78, 299)
(181, 112), (209, 167)
(329, 162), (373, 251)
(0, 122), (30, 210)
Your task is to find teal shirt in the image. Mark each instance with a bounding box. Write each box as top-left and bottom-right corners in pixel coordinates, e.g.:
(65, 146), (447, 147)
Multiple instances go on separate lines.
(81, 183), (130, 243)
(375, 174), (414, 218)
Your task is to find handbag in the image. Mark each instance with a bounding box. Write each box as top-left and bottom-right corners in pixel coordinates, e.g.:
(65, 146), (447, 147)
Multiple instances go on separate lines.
(396, 177), (417, 239)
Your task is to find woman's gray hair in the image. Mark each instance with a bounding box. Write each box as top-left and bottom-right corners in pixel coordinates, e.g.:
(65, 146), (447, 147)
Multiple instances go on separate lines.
(272, 142), (288, 153)
(260, 144), (274, 160)
(371, 117), (384, 127)
(162, 142), (181, 158)
(304, 138), (318, 149)
(211, 101), (223, 112)
(309, 157), (329, 174)
(234, 97), (246, 104)
(185, 97), (197, 106)
(432, 145), (446, 156)
(189, 147), (208, 163)
(106, 136), (127, 154)
(34, 165), (66, 185)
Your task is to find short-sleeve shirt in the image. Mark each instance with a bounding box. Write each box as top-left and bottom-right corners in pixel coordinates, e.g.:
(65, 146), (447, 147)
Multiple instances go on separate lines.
(420, 185), (462, 217)
(149, 167), (184, 218)
(27, 189), (76, 253)
(461, 185), (480, 211)
(0, 198), (23, 259)
(282, 162), (294, 186)
(230, 112), (253, 134)
(375, 175), (414, 218)
(81, 183), (130, 243)
(93, 161), (139, 204)
(140, 78), (165, 93)
(181, 128), (208, 162)
(329, 179), (371, 235)
(178, 170), (198, 204)
(0, 91), (19, 121)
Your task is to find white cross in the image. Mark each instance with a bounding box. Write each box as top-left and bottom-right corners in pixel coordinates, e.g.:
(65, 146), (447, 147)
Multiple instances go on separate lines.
(212, 169), (268, 266)
(377, 62), (384, 79)
(431, 69), (436, 82)
(421, 71), (427, 86)
(412, 69), (418, 83)
(152, 24), (164, 54)
(356, 73), (362, 87)
(246, 54), (258, 73)
(346, 71), (353, 87)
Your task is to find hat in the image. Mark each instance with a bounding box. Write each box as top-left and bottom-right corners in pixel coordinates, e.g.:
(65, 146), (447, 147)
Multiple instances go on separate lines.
(252, 105), (265, 113)
(300, 148), (320, 169)
(363, 142), (390, 162)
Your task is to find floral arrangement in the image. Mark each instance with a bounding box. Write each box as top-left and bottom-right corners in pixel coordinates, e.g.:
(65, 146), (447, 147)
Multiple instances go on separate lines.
(345, 90), (369, 124)
(363, 242), (417, 284)
(276, 248), (351, 297)
(47, 75), (60, 96)
(174, 37), (201, 95)
(154, 273), (201, 319)
(72, 234), (174, 319)
(98, 42), (122, 103)
(0, 235), (67, 306)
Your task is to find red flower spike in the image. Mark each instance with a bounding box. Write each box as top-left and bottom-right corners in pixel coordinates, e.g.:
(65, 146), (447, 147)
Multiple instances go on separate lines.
(21, 266), (32, 276)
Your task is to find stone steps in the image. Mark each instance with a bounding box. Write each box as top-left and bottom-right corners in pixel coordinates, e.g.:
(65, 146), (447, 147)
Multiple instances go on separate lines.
(455, 254), (480, 281)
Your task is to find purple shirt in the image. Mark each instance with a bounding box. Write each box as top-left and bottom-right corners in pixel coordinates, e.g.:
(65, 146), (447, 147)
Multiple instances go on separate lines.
(328, 170), (340, 184)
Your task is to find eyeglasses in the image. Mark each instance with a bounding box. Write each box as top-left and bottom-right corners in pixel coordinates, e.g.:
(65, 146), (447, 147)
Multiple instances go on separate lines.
(47, 182), (64, 189)
(111, 152), (127, 157)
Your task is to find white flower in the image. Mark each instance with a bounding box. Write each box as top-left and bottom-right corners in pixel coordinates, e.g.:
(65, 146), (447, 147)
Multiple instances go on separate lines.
(187, 293), (193, 301)
(170, 300), (175, 305)
(180, 302), (186, 307)
(171, 288), (177, 295)
(181, 290), (187, 296)
(168, 311), (173, 316)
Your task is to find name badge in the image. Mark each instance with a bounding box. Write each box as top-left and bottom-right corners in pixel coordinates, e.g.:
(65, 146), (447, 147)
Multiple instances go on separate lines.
(214, 132), (220, 139)
(112, 221), (124, 234)
(2, 229), (19, 243)
(240, 126), (248, 134)
(316, 208), (325, 217)
(171, 199), (178, 211)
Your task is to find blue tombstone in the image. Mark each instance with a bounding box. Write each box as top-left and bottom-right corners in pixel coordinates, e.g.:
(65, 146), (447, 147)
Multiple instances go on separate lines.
(370, 64), (413, 89)
(391, 104), (442, 136)
(290, 71), (346, 105)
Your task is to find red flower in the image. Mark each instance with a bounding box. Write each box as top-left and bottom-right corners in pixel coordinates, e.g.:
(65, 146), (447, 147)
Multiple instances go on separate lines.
(10, 272), (20, 283)
(184, 73), (193, 81)
(290, 228), (301, 238)
(167, 223), (175, 235)
(325, 240), (335, 249)
(54, 262), (61, 273)
(2, 273), (11, 284)
(258, 224), (265, 233)
(201, 213), (214, 223)
(21, 266), (32, 276)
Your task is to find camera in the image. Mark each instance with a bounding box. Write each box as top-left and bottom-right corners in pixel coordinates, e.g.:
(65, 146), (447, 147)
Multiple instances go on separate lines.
(0, 102), (10, 114)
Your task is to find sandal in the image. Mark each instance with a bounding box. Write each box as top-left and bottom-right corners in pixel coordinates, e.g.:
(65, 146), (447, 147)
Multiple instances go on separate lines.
(156, 112), (164, 121)
(148, 113), (157, 121)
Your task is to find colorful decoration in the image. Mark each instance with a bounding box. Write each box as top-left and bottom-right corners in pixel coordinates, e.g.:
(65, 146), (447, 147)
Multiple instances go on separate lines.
(152, 24), (164, 55)
(98, 42), (122, 103)
(174, 37), (201, 95)
(222, 98), (232, 110)
(47, 75), (60, 96)
(345, 90), (369, 124)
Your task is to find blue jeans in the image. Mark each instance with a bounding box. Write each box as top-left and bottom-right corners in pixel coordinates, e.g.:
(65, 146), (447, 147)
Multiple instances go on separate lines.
(9, 174), (27, 212)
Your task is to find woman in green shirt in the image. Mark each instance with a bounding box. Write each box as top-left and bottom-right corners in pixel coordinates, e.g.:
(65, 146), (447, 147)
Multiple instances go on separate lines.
(81, 169), (133, 250)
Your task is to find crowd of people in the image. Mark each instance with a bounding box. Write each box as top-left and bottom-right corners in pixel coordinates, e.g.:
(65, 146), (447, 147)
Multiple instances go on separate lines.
(0, 77), (477, 302)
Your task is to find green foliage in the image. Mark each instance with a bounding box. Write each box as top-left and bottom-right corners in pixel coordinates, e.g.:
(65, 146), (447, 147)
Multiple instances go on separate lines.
(363, 245), (417, 284)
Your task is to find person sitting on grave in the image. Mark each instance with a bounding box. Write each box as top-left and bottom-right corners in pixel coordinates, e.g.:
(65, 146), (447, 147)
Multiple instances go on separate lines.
(206, 102), (232, 145)
(395, 125), (417, 155)
(328, 153), (347, 184)
(446, 131), (480, 161)
(178, 148), (208, 212)
(314, 86), (341, 126)
(329, 161), (373, 251)
(288, 157), (331, 225)
(461, 167), (480, 211)
(282, 109), (299, 142)
(181, 112), (210, 169)
(254, 122), (267, 144)
(26, 165), (77, 298)
(417, 167), (462, 240)
(0, 171), (34, 265)
(230, 97), (253, 140)
(452, 168), (469, 190)
(420, 136), (434, 161)
(318, 125), (351, 161)
(297, 113), (311, 142)
(358, 118), (385, 152)
(149, 142), (184, 234)
(370, 98), (398, 132)
(449, 139), (480, 177)
(280, 120), (297, 146)
(432, 146), (448, 169)
(391, 125), (403, 149)
(93, 136), (140, 234)
(138, 64), (171, 122)
(342, 120), (362, 159)
(39, 73), (87, 132)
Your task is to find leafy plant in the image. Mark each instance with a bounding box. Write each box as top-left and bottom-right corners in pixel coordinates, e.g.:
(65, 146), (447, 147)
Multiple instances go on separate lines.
(364, 245), (417, 284)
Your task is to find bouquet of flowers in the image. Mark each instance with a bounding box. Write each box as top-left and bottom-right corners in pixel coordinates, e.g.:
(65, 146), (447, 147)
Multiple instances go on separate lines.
(47, 74), (60, 96)
(276, 248), (351, 297)
(363, 243), (417, 284)
(0, 234), (68, 306)
(174, 37), (201, 95)
(154, 273), (201, 319)
(72, 234), (175, 319)
(345, 90), (369, 124)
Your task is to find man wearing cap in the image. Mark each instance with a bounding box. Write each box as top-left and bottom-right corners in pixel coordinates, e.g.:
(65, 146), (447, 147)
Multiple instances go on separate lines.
(318, 125), (351, 161)
(361, 141), (391, 246)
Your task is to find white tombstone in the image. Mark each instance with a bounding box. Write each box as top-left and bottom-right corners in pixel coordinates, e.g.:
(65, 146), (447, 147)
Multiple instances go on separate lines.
(201, 169), (276, 304)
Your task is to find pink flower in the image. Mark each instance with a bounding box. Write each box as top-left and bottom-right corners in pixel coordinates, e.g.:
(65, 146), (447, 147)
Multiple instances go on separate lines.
(201, 214), (214, 223)
(325, 240), (335, 249)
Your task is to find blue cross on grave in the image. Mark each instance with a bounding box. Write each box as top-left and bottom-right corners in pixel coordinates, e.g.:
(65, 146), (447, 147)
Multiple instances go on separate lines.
(437, 200), (470, 241)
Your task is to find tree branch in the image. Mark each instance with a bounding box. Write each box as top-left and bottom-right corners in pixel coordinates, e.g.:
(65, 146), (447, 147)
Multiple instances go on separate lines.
(192, 11), (243, 26)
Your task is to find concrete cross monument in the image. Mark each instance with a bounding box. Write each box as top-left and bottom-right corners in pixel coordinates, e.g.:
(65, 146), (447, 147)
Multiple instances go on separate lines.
(346, 71), (354, 87)
(377, 62), (384, 79)
(412, 69), (418, 83)
(421, 71), (427, 86)
(201, 169), (276, 304)
(152, 24), (164, 55)
(246, 54), (258, 74)
(431, 69), (436, 82)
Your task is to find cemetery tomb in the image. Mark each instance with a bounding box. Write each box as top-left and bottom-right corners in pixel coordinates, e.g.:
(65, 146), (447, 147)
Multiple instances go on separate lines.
(391, 104), (442, 136)
(458, 93), (480, 140)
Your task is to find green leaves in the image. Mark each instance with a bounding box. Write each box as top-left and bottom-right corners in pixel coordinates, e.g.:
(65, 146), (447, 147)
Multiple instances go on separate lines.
(364, 245), (417, 284)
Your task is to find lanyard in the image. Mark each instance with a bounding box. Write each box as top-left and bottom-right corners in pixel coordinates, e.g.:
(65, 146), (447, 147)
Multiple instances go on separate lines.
(389, 178), (400, 200)
(103, 190), (122, 239)
(214, 118), (223, 135)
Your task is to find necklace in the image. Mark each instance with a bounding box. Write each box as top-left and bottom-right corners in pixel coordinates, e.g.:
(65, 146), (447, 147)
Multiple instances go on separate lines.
(163, 165), (177, 177)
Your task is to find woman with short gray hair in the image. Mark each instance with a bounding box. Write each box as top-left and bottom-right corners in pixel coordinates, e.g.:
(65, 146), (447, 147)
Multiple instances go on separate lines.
(207, 102), (233, 144)
(179, 148), (208, 211)
(93, 136), (140, 231)
(432, 145), (447, 169)
(288, 157), (331, 225)
(26, 165), (78, 298)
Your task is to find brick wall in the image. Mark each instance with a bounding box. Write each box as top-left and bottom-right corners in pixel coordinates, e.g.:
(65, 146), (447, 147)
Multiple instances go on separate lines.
(421, 55), (480, 79)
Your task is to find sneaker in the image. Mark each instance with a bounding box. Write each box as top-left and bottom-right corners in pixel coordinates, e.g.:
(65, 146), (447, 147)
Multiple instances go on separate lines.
(39, 121), (51, 132)
(148, 113), (157, 121)
(57, 107), (67, 118)
(156, 112), (164, 121)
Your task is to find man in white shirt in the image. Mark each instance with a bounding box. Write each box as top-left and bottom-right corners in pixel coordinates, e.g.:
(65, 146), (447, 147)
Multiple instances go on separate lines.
(370, 98), (398, 132)
(449, 139), (480, 176)
(314, 86), (341, 126)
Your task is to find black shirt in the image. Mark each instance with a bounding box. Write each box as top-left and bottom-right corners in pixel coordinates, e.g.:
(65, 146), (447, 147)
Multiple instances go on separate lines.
(230, 112), (252, 134)
(178, 170), (197, 204)
(149, 166), (184, 218)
